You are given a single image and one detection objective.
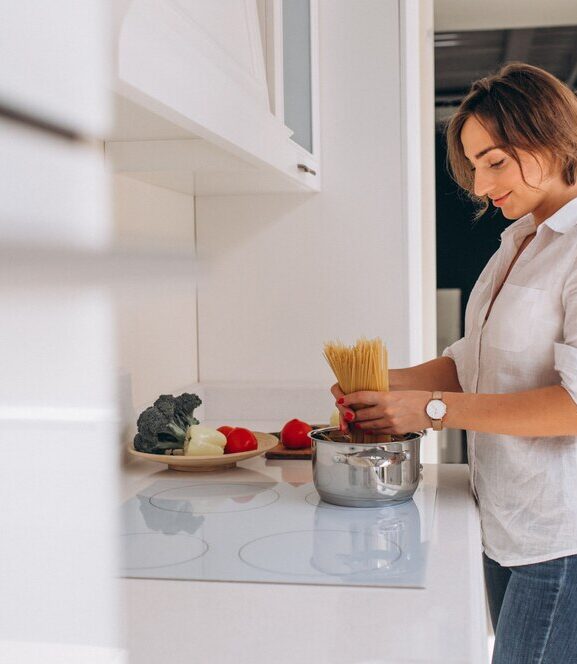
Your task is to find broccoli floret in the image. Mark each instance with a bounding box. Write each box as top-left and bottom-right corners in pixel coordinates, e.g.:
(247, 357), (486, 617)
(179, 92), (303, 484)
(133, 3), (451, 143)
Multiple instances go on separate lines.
(173, 393), (202, 429)
(133, 433), (148, 453)
(134, 405), (187, 455)
(154, 394), (177, 419)
(133, 393), (202, 455)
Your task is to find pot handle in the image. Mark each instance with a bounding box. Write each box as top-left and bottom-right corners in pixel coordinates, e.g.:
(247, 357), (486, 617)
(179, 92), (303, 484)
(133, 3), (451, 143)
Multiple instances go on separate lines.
(333, 448), (407, 469)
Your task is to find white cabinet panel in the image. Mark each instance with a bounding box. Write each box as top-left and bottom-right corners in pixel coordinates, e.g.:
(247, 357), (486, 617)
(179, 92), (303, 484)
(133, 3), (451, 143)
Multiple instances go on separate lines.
(0, 120), (110, 249)
(172, 0), (267, 88)
(0, 0), (110, 136)
(0, 285), (119, 649)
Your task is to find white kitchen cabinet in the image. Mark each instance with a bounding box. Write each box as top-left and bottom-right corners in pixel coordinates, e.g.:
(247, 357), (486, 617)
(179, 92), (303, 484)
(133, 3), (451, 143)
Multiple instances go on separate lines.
(107, 0), (320, 194)
(0, 0), (109, 137)
(0, 118), (110, 250)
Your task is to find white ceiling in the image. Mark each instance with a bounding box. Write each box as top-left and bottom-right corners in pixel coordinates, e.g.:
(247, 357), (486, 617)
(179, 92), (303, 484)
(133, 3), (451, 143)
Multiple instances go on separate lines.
(435, 0), (577, 32)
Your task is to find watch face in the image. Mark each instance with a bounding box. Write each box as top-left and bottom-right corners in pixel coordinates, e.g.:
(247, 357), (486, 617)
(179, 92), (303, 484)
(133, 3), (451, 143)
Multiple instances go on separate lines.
(426, 399), (446, 420)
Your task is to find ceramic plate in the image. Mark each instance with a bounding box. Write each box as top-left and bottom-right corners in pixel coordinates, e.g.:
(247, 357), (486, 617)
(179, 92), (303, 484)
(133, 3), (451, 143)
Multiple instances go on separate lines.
(127, 432), (279, 472)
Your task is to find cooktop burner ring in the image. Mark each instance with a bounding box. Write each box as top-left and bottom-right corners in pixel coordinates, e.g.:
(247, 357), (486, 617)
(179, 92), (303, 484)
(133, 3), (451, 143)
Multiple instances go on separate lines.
(238, 528), (402, 578)
(121, 532), (209, 570)
(148, 482), (280, 514)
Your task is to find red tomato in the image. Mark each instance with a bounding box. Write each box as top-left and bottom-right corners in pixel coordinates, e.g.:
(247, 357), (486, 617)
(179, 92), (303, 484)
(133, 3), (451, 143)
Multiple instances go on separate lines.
(217, 426), (235, 437)
(224, 427), (258, 454)
(281, 419), (312, 449)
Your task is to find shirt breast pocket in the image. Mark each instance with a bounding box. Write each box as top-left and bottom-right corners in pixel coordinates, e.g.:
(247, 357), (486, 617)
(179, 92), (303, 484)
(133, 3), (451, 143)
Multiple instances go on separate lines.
(484, 283), (543, 352)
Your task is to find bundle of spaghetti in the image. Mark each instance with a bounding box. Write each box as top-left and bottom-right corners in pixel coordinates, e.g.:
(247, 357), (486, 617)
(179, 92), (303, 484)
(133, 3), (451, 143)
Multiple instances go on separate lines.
(323, 337), (390, 444)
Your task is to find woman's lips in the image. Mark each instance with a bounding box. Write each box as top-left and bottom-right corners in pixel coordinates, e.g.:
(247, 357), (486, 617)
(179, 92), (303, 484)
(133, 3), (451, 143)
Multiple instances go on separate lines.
(492, 192), (511, 207)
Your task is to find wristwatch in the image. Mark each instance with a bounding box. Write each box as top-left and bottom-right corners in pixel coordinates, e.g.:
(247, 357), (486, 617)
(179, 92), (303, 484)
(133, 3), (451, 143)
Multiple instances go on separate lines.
(425, 391), (447, 431)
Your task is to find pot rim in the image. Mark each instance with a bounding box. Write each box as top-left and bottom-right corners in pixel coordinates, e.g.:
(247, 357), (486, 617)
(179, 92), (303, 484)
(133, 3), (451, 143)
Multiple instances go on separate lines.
(309, 426), (426, 445)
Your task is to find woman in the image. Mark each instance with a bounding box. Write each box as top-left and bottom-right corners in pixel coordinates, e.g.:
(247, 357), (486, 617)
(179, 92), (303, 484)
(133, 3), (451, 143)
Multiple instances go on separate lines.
(332, 63), (577, 663)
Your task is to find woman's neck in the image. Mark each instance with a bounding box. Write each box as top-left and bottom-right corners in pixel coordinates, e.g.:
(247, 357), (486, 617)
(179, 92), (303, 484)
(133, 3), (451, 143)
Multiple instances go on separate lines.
(533, 183), (577, 226)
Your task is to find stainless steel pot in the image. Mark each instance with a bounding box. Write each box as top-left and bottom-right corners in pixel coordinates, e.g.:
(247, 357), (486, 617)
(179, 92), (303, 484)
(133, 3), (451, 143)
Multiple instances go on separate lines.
(310, 427), (425, 507)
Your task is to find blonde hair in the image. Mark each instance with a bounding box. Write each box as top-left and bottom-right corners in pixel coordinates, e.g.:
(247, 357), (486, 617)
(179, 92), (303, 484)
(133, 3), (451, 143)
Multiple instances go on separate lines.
(445, 62), (577, 217)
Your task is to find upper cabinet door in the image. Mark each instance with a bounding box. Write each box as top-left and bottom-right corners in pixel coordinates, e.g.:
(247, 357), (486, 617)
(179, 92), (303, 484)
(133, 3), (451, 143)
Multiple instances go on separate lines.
(0, 0), (110, 137)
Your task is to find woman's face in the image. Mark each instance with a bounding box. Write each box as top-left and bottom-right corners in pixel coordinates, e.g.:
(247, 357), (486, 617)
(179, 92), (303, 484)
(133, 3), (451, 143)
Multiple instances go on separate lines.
(460, 115), (558, 220)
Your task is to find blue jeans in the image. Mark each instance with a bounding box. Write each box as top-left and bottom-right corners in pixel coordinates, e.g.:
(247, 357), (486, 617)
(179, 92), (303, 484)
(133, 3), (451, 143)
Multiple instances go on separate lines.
(483, 552), (577, 663)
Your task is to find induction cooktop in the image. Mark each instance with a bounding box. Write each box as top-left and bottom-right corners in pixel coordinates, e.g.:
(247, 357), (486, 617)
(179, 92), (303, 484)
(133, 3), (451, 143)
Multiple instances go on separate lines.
(120, 480), (436, 588)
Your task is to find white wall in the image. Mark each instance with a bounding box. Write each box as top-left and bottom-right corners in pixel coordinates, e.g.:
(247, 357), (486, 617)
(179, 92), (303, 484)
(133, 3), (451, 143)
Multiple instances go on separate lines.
(112, 175), (198, 411)
(197, 1), (406, 386)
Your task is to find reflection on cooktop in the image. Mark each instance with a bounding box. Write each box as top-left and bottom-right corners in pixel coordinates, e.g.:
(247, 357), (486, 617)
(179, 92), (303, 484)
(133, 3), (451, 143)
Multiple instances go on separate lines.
(149, 482), (280, 514)
(239, 529), (401, 577)
(120, 480), (436, 588)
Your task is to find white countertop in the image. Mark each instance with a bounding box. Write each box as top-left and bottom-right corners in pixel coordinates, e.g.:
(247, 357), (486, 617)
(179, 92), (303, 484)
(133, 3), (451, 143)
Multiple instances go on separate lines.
(119, 421), (488, 664)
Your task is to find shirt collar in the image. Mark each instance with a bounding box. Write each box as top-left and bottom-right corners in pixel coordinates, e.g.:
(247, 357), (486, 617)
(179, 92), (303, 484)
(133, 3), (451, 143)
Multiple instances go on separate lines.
(500, 196), (577, 239)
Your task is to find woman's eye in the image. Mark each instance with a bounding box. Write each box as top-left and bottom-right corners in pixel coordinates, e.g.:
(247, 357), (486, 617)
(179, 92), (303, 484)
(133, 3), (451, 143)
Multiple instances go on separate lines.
(490, 159), (505, 169)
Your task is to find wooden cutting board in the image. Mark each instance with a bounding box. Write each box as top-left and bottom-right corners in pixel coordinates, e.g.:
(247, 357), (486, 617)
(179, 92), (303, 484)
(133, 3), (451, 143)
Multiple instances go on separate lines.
(265, 424), (327, 460)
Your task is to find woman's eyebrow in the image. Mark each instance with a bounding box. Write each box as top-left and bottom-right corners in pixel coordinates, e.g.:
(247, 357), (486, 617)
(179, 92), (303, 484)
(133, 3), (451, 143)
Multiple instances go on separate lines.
(464, 145), (501, 164)
(475, 145), (499, 159)
(467, 145), (500, 161)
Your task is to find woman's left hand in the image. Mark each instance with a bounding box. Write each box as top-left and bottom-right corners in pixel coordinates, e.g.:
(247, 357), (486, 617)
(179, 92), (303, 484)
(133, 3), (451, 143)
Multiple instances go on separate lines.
(335, 389), (433, 435)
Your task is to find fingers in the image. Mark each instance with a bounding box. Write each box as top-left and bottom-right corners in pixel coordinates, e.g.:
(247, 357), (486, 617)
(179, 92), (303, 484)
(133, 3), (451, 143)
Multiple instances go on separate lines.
(337, 391), (379, 409)
(348, 405), (382, 422)
(331, 387), (392, 433)
(330, 383), (344, 399)
(331, 383), (353, 424)
(333, 388), (382, 430)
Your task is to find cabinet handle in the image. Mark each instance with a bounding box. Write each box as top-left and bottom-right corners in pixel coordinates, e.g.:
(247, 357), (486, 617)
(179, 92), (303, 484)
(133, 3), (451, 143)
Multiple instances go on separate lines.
(297, 163), (317, 176)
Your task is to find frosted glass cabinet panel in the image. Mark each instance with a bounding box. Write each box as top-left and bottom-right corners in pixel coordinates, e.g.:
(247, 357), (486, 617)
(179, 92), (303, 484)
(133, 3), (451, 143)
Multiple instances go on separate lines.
(283, 0), (313, 153)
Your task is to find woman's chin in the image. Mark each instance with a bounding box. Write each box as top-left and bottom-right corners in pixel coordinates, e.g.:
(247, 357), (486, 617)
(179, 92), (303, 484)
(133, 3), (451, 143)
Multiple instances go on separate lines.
(498, 203), (523, 220)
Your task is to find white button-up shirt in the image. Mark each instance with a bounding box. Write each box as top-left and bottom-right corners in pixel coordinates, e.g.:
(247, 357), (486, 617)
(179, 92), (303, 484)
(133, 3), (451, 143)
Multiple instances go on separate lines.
(443, 196), (577, 566)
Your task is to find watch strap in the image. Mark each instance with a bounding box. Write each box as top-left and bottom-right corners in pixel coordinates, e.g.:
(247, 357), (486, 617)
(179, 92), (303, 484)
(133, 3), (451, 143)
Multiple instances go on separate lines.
(430, 391), (444, 431)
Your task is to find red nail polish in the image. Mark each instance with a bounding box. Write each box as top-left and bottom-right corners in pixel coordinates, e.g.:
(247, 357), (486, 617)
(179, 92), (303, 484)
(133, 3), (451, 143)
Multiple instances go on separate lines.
(344, 411), (354, 421)
(337, 398), (344, 404)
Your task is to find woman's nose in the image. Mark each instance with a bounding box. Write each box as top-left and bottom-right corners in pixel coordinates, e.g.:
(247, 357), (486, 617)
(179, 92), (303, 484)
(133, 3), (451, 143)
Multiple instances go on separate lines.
(473, 169), (493, 198)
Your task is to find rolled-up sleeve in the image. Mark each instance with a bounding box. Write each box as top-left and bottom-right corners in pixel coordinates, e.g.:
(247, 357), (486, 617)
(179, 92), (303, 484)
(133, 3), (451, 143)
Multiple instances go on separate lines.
(442, 337), (468, 392)
(554, 342), (577, 404)
(558, 255), (577, 405)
